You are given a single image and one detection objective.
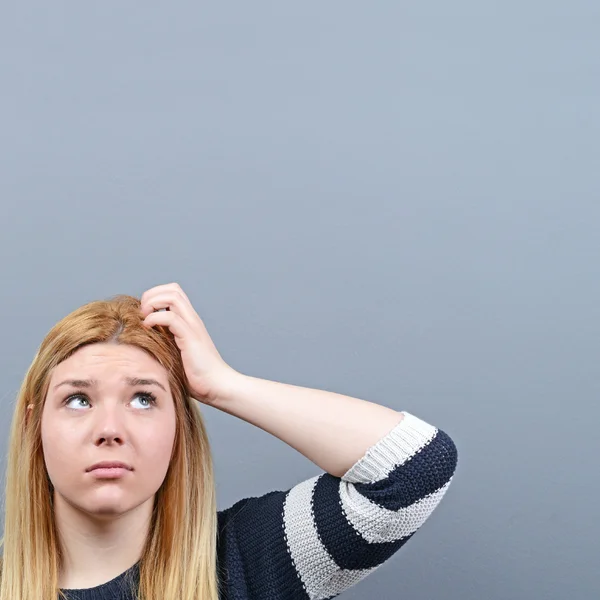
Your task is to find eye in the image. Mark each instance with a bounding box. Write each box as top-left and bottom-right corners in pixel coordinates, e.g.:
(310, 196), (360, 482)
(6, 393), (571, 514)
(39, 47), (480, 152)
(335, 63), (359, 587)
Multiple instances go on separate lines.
(64, 391), (158, 410)
(130, 392), (158, 409)
(65, 395), (91, 410)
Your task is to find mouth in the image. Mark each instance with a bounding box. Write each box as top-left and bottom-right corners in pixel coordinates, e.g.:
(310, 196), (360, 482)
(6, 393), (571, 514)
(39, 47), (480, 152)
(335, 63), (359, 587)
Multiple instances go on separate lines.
(86, 461), (133, 473)
(88, 468), (130, 479)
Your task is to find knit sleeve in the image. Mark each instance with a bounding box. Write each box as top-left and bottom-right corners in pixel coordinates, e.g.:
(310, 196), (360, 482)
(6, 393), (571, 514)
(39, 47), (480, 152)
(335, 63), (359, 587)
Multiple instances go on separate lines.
(216, 411), (458, 600)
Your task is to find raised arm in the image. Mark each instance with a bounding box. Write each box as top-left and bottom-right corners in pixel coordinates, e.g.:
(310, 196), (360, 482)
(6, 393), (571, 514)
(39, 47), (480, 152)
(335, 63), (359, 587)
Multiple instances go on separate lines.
(209, 373), (405, 478)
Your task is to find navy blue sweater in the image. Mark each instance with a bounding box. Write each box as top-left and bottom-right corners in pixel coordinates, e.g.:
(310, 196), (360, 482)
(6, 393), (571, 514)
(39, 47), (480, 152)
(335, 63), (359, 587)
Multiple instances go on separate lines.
(60, 411), (458, 599)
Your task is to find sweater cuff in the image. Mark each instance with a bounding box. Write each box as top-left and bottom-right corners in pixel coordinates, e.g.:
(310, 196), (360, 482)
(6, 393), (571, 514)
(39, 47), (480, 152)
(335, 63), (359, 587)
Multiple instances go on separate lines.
(341, 411), (438, 484)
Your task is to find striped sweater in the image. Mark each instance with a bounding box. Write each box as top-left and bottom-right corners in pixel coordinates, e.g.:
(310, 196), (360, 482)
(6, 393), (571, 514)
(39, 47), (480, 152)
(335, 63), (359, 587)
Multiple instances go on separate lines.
(60, 411), (458, 599)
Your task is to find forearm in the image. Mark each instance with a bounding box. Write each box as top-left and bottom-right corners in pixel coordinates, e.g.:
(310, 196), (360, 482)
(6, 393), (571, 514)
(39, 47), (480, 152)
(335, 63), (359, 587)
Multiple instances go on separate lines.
(211, 372), (404, 478)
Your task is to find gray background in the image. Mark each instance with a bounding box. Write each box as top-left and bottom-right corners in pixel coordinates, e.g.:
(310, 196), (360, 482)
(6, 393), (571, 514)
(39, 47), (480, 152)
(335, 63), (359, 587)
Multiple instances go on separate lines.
(1, 2), (598, 599)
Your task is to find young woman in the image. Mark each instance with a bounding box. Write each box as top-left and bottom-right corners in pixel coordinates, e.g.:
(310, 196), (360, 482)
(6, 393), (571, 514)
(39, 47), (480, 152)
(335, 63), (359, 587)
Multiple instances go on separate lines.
(0, 282), (458, 600)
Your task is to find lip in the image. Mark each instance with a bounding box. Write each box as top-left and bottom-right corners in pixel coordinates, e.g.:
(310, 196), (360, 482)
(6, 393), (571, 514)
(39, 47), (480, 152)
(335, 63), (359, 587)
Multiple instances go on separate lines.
(86, 461), (133, 473)
(88, 467), (130, 479)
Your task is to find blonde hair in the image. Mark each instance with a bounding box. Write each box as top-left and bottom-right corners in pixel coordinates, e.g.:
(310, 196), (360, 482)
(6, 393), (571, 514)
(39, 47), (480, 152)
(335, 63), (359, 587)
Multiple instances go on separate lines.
(0, 295), (221, 600)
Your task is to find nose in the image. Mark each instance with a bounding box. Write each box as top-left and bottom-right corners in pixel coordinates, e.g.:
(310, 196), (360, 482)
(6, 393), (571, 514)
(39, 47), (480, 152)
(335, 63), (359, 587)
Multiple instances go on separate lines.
(95, 429), (124, 446)
(93, 404), (126, 446)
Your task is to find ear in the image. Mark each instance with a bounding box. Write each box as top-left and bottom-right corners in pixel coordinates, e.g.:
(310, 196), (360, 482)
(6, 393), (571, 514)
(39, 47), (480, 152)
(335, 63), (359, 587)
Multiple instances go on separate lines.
(25, 403), (34, 427)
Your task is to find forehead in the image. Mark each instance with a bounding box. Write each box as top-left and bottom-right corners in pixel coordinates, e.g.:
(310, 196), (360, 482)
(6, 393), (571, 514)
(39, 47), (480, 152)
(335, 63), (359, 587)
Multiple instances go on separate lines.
(50, 343), (167, 380)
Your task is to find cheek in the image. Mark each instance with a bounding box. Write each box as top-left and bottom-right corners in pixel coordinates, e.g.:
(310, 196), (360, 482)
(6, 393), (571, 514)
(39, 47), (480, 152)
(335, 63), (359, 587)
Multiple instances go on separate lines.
(40, 417), (81, 484)
(131, 424), (176, 498)
(135, 420), (177, 476)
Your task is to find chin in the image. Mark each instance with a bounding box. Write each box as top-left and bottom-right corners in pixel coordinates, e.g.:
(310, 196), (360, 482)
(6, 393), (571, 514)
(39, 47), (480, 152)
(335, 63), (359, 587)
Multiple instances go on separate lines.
(69, 491), (142, 518)
(85, 502), (133, 519)
(86, 504), (130, 519)
(54, 484), (156, 520)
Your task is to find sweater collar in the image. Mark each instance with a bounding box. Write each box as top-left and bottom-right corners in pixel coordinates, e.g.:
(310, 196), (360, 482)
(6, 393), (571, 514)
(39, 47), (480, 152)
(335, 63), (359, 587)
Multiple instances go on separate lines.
(60, 561), (140, 600)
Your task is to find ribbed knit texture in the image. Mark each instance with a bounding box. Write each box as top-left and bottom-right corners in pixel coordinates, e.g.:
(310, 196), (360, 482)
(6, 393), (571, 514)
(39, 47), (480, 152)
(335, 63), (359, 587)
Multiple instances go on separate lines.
(60, 411), (458, 599)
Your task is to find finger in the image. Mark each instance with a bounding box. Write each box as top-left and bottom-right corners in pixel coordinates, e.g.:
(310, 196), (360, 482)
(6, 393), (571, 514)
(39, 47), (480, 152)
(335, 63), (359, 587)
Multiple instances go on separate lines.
(142, 309), (192, 342)
(141, 291), (206, 336)
(140, 288), (189, 318)
(141, 283), (191, 312)
(140, 283), (191, 316)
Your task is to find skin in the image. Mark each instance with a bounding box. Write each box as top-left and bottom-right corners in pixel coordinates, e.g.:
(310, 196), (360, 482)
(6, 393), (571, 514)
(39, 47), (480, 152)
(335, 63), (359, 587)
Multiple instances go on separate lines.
(37, 342), (176, 589)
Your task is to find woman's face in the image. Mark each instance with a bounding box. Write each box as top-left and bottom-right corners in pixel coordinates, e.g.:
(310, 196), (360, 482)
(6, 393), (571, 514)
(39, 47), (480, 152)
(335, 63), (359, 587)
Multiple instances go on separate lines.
(41, 342), (177, 519)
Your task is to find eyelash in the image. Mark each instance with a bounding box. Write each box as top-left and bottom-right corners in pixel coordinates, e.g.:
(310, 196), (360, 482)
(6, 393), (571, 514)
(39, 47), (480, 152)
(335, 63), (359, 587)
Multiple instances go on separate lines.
(64, 390), (158, 409)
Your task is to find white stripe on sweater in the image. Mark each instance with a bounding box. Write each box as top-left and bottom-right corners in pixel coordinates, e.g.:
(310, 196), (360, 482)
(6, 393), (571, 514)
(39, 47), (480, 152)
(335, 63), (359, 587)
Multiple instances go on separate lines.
(283, 476), (379, 600)
(339, 478), (452, 544)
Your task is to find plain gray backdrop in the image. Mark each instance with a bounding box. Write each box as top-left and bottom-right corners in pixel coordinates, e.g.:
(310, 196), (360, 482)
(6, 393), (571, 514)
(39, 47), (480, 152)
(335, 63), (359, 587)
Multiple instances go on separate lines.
(1, 2), (598, 599)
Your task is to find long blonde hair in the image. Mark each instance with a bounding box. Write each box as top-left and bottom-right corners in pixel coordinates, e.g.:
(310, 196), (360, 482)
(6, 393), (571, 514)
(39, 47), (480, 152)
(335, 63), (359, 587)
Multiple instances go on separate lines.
(0, 295), (221, 600)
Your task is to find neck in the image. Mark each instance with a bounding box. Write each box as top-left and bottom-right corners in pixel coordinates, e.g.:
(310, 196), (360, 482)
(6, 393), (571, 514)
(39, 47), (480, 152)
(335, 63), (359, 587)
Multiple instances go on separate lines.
(54, 492), (153, 590)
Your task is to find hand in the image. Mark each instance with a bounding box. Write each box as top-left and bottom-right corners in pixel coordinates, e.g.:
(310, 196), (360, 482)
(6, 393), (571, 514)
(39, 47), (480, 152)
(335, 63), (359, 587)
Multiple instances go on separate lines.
(139, 282), (239, 404)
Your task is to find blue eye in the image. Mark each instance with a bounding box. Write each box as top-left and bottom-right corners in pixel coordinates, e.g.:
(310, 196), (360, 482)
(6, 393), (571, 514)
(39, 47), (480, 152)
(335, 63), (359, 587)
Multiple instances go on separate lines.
(131, 393), (158, 409)
(65, 396), (90, 410)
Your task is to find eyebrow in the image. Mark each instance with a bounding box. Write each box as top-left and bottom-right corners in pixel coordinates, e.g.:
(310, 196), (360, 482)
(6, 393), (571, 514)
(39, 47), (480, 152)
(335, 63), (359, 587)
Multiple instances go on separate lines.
(53, 377), (167, 392)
